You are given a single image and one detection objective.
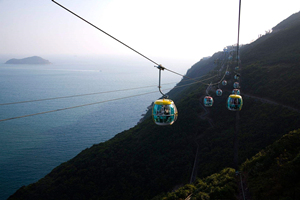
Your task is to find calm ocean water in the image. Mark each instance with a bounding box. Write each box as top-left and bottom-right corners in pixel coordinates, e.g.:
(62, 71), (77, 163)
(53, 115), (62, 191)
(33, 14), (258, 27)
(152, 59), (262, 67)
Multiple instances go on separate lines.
(0, 57), (188, 199)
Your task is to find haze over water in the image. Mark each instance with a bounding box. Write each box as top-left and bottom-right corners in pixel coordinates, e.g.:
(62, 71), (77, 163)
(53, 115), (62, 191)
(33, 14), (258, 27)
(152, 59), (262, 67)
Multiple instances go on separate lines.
(0, 56), (188, 200)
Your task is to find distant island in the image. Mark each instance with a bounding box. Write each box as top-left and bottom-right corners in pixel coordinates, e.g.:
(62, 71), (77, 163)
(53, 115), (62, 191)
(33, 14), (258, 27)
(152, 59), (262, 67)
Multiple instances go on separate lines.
(5, 56), (51, 65)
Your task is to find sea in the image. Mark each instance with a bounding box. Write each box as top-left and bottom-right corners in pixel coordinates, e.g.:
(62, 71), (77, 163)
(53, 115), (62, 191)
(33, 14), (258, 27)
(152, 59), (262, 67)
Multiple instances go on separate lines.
(0, 55), (191, 200)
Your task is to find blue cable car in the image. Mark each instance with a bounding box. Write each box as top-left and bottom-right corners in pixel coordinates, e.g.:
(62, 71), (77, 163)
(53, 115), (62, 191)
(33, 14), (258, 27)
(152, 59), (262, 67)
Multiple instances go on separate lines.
(234, 74), (240, 80)
(152, 99), (178, 125)
(216, 89), (223, 96)
(204, 96), (214, 107)
(232, 89), (240, 95)
(235, 66), (239, 71)
(227, 94), (243, 111)
(226, 71), (230, 76)
(233, 82), (240, 88)
(222, 80), (227, 86)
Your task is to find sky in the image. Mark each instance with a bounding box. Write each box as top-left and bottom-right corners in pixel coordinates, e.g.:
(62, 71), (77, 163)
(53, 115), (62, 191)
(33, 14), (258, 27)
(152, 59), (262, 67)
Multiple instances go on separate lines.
(1, 0), (300, 64)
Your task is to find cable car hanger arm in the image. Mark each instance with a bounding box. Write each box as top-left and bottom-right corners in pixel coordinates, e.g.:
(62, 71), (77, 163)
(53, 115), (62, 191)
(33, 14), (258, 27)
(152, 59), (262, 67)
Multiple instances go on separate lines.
(156, 65), (168, 99)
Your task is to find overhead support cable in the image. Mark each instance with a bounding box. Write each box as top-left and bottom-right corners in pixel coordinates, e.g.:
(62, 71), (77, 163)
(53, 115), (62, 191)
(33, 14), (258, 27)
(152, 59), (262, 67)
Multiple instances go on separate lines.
(52, 0), (222, 84)
(0, 73), (216, 106)
(52, 0), (159, 66)
(0, 90), (158, 122)
(234, 0), (242, 171)
(52, 0), (190, 80)
(0, 76), (218, 122)
(237, 0), (242, 58)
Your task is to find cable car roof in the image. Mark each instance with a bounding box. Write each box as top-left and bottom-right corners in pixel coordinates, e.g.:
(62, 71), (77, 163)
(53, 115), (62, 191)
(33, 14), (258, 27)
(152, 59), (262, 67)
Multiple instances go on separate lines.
(154, 99), (173, 105)
(229, 94), (242, 99)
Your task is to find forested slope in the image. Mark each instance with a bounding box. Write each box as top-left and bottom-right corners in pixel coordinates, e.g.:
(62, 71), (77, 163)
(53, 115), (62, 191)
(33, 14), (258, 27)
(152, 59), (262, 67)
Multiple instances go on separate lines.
(241, 11), (300, 109)
(157, 129), (300, 200)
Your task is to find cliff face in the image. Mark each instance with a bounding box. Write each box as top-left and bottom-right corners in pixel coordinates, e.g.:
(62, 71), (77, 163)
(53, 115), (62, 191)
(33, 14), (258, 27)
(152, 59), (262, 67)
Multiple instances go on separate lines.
(5, 56), (51, 64)
(8, 11), (300, 200)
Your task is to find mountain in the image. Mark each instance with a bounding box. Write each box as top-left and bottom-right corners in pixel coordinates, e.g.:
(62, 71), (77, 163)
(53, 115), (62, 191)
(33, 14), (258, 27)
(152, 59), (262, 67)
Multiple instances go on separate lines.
(5, 56), (51, 65)
(8, 11), (300, 200)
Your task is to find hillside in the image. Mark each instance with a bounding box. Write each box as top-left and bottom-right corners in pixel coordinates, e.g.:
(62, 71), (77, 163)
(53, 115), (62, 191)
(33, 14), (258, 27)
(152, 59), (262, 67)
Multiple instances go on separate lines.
(157, 129), (300, 200)
(241, 129), (300, 200)
(155, 167), (237, 200)
(5, 56), (51, 65)
(8, 11), (300, 200)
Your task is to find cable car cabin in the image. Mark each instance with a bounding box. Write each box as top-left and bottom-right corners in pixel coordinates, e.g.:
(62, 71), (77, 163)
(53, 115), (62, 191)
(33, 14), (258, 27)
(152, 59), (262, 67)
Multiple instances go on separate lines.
(232, 89), (240, 95)
(226, 71), (230, 76)
(235, 66), (239, 71)
(152, 99), (178, 125)
(234, 74), (240, 80)
(203, 96), (214, 107)
(233, 82), (240, 88)
(222, 80), (227, 86)
(227, 94), (243, 111)
(216, 89), (223, 96)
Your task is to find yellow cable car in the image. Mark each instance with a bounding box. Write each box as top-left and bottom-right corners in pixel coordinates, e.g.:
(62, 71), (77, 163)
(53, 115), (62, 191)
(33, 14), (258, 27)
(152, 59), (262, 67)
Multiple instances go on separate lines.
(152, 99), (178, 125)
(227, 94), (243, 111)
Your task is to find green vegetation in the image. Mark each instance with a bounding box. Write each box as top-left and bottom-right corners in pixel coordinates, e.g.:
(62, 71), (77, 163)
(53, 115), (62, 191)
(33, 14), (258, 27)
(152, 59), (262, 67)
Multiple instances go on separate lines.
(156, 130), (300, 200)
(241, 129), (300, 200)
(156, 168), (237, 200)
(8, 10), (300, 200)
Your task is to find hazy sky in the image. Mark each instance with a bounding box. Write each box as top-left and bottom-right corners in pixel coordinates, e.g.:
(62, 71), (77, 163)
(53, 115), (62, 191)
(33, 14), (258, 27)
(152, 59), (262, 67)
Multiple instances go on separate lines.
(1, 0), (300, 62)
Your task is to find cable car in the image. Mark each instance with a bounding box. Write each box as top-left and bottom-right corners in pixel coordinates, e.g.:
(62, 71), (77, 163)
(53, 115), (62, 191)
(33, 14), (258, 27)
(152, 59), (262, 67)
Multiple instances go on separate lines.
(232, 89), (240, 95)
(233, 82), (240, 88)
(227, 94), (243, 111)
(216, 89), (223, 96)
(226, 71), (230, 75)
(222, 80), (227, 86)
(234, 74), (240, 80)
(203, 96), (214, 107)
(235, 66), (239, 71)
(152, 99), (178, 125)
